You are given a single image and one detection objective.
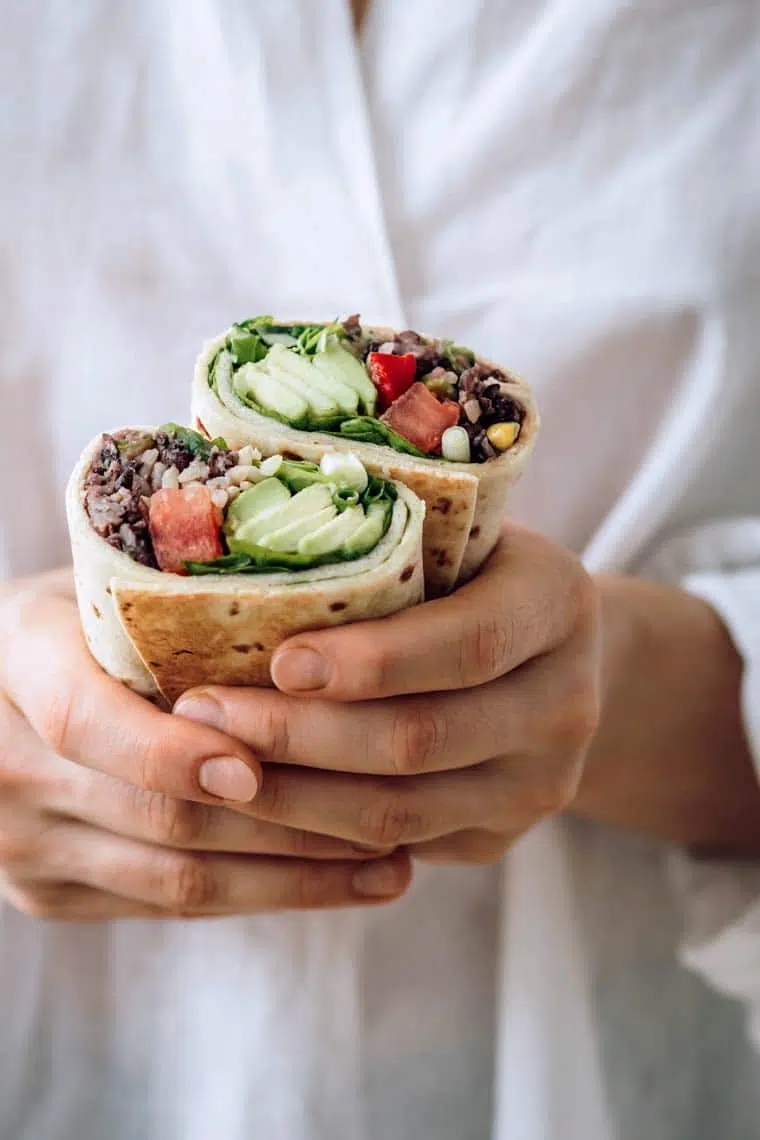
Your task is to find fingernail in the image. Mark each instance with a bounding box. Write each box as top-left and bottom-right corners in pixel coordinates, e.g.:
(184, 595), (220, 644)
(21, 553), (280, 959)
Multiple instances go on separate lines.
(271, 648), (329, 692)
(352, 859), (405, 898)
(174, 694), (226, 732)
(198, 756), (258, 802)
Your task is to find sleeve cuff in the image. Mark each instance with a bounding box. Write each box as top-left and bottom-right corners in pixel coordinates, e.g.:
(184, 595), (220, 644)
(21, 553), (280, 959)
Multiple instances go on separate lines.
(640, 521), (760, 1038)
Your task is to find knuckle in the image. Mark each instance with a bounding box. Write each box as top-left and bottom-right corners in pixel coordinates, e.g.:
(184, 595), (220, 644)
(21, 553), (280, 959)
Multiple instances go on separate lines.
(459, 616), (513, 685)
(251, 700), (290, 762)
(158, 853), (214, 911)
(531, 767), (582, 817)
(37, 686), (77, 757)
(142, 792), (207, 848)
(344, 635), (391, 697)
(0, 751), (22, 796)
(133, 735), (172, 793)
(358, 789), (424, 847)
(391, 702), (448, 775)
(552, 672), (601, 753)
(253, 769), (291, 823)
(0, 831), (37, 873)
(567, 564), (600, 633)
(288, 862), (341, 910)
(281, 827), (315, 858)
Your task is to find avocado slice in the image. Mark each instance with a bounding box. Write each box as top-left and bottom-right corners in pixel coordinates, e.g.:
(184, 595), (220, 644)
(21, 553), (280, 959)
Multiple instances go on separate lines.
(232, 484), (335, 546)
(234, 362), (309, 422)
(225, 478), (290, 531)
(262, 354), (338, 417)
(269, 345), (359, 416)
(255, 505), (338, 552)
(314, 343), (377, 416)
(297, 505), (366, 556)
(342, 502), (390, 556)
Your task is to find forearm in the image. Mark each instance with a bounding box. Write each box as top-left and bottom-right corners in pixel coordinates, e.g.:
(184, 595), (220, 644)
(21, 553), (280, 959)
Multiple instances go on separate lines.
(573, 574), (760, 856)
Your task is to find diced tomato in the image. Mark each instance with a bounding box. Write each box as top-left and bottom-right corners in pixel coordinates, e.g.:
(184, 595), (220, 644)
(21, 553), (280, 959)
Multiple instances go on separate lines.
(381, 383), (461, 454)
(148, 484), (223, 574)
(368, 351), (417, 411)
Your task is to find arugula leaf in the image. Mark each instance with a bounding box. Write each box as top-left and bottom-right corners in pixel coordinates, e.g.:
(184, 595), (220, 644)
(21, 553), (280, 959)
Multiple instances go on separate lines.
(444, 340), (475, 372)
(334, 418), (429, 458)
(157, 423), (227, 460)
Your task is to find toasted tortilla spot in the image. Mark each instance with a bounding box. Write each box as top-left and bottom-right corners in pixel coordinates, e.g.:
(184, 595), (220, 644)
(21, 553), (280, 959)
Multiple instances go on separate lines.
(432, 497), (451, 515)
(254, 642), (265, 652)
(173, 649), (193, 656)
(229, 601), (241, 617)
(469, 526), (481, 539)
(233, 644), (252, 654)
(329, 601), (347, 612)
(400, 566), (415, 582)
(105, 585), (112, 596)
(92, 603), (102, 619)
(281, 450), (301, 461)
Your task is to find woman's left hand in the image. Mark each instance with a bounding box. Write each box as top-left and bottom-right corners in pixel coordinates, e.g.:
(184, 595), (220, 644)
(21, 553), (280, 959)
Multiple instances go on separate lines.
(175, 524), (602, 864)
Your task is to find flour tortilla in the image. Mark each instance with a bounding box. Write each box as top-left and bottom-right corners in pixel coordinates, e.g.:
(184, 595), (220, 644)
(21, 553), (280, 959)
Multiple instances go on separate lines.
(191, 324), (539, 595)
(66, 431), (426, 705)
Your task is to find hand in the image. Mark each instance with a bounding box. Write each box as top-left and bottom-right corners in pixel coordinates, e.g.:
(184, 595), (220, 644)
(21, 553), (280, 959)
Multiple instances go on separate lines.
(0, 570), (410, 921)
(174, 525), (601, 863)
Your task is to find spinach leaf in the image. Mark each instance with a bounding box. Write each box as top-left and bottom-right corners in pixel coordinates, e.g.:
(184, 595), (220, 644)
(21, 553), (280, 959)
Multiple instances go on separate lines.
(186, 542), (373, 575)
(334, 418), (429, 458)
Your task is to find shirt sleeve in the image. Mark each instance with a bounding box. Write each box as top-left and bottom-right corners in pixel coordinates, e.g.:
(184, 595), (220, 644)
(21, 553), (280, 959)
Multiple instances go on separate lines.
(641, 518), (760, 1049)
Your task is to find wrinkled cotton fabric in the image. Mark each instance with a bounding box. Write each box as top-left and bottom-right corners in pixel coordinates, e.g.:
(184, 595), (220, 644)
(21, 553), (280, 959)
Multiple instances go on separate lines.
(1, 3), (760, 1137)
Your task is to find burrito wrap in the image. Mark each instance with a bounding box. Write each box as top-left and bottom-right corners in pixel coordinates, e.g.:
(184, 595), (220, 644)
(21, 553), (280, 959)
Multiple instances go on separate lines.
(192, 325), (538, 595)
(66, 431), (425, 705)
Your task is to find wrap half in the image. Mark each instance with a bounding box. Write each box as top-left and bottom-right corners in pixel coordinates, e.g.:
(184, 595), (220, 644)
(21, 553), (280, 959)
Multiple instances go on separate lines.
(66, 427), (425, 705)
(191, 317), (539, 596)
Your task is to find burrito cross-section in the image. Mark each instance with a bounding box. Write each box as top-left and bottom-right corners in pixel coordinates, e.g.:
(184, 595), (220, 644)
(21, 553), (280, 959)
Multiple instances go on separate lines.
(66, 425), (425, 705)
(191, 316), (539, 596)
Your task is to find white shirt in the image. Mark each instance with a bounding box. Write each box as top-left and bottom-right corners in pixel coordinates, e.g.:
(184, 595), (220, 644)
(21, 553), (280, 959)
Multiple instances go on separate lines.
(1, 2), (760, 1137)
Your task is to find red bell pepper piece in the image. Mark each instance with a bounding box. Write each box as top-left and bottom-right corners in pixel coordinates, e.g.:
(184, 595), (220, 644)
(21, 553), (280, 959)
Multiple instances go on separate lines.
(367, 351), (417, 411)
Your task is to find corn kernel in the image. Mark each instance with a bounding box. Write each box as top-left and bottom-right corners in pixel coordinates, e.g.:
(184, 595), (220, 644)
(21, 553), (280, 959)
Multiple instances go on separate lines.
(485, 422), (520, 451)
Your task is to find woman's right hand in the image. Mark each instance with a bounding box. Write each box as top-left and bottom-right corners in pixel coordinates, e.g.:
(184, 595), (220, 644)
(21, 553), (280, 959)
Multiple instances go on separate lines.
(0, 569), (409, 921)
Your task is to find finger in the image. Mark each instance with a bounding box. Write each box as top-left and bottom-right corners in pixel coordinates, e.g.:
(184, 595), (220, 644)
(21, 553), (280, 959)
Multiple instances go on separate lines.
(248, 760), (529, 847)
(176, 648), (583, 776)
(0, 693), (75, 808)
(55, 770), (379, 860)
(268, 526), (588, 699)
(0, 592), (262, 805)
(2, 879), (167, 921)
(20, 819), (412, 912)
